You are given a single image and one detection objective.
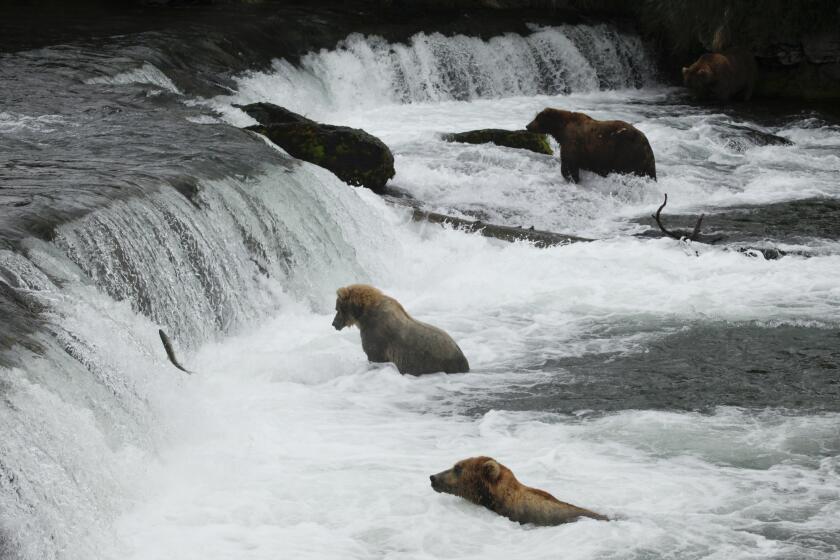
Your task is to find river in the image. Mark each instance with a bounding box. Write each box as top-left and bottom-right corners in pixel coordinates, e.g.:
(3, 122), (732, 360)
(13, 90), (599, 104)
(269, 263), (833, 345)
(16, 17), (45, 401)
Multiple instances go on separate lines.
(1, 20), (838, 560)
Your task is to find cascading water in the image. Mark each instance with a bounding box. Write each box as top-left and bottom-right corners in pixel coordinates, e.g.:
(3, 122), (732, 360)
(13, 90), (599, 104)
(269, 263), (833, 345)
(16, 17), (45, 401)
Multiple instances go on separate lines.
(225, 24), (654, 119)
(1, 18), (839, 560)
(50, 169), (382, 346)
(0, 161), (392, 559)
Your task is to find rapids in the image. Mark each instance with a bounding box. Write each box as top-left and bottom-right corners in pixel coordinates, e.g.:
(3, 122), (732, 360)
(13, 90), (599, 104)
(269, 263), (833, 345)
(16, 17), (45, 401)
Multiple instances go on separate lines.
(1, 22), (838, 560)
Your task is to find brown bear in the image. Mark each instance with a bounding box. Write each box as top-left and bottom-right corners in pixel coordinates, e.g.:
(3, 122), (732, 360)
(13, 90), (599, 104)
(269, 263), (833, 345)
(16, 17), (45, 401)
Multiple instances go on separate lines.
(332, 284), (469, 375)
(430, 456), (608, 526)
(682, 48), (758, 102)
(526, 108), (656, 183)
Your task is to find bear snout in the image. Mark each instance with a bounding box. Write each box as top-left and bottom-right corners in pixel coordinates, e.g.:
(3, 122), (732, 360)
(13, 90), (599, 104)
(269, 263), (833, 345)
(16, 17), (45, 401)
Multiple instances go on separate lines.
(331, 313), (344, 330)
(430, 473), (446, 493)
(525, 119), (538, 132)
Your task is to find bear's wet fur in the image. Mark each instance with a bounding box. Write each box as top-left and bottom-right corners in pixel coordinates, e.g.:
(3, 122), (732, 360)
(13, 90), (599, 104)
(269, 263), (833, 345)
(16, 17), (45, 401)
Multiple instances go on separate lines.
(526, 108), (656, 183)
(332, 284), (469, 375)
(430, 456), (608, 526)
(682, 48), (758, 102)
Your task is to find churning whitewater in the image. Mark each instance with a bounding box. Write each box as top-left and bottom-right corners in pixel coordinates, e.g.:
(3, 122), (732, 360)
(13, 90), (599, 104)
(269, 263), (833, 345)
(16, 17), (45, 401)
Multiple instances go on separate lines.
(1, 23), (839, 560)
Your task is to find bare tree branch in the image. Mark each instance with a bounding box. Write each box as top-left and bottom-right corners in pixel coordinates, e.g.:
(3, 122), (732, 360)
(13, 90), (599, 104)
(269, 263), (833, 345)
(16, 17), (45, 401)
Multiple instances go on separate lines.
(652, 194), (705, 242)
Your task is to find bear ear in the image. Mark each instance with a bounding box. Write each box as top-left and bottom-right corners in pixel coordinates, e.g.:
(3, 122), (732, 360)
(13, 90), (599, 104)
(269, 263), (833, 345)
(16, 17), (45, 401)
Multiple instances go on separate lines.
(482, 459), (502, 482)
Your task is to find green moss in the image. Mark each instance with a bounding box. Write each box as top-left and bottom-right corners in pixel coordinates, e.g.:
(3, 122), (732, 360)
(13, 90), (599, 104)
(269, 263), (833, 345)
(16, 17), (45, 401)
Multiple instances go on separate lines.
(532, 135), (553, 155)
(253, 121), (395, 193)
(302, 141), (327, 161)
(443, 129), (553, 155)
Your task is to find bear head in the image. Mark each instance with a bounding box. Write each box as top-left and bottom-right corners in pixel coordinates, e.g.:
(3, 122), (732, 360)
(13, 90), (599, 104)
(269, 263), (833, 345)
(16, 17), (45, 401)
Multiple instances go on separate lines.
(682, 63), (715, 92)
(332, 284), (383, 330)
(430, 456), (508, 511)
(526, 108), (574, 142)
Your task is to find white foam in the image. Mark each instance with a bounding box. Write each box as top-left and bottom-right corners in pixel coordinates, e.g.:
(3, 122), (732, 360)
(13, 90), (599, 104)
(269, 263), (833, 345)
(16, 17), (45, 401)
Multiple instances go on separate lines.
(5, 150), (839, 560)
(263, 90), (838, 238)
(104, 34), (840, 558)
(109, 265), (840, 559)
(86, 63), (181, 94)
(98, 187), (840, 558)
(0, 111), (69, 134)
(221, 25), (653, 121)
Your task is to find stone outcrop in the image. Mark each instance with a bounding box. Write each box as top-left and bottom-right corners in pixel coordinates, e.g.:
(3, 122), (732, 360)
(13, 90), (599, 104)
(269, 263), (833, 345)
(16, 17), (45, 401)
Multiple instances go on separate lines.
(442, 129), (553, 155)
(238, 102), (395, 193)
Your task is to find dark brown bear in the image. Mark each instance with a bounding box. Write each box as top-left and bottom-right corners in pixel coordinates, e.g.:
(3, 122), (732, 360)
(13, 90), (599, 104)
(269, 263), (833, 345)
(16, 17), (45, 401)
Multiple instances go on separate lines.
(682, 49), (758, 102)
(332, 284), (469, 375)
(526, 108), (656, 183)
(430, 456), (608, 526)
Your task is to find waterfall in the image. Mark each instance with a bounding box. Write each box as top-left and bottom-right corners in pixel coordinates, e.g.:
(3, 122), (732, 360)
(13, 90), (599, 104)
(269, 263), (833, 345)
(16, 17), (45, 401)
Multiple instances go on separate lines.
(0, 160), (396, 559)
(231, 24), (655, 116)
(50, 169), (372, 347)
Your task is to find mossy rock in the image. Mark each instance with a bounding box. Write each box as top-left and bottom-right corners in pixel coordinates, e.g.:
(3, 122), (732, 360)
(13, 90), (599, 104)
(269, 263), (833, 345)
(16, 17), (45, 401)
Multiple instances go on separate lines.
(239, 103), (395, 193)
(442, 129), (553, 155)
(235, 102), (311, 126)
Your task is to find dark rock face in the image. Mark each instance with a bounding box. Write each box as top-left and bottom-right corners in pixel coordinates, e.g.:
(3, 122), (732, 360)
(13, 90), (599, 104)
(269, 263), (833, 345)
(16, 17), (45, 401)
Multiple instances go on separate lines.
(641, 1), (840, 100)
(753, 28), (840, 99)
(442, 129), (553, 155)
(238, 103), (395, 193)
(755, 59), (840, 100)
(802, 30), (840, 64)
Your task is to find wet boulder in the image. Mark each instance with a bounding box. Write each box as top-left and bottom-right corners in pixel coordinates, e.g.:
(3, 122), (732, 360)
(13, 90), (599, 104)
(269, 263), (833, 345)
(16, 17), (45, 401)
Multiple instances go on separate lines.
(722, 124), (793, 152)
(237, 102), (395, 193)
(442, 129), (553, 155)
(237, 102), (310, 126)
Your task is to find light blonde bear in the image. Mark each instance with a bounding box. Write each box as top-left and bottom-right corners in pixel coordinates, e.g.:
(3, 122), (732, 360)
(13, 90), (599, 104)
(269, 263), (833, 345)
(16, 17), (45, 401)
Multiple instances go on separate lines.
(332, 284), (469, 375)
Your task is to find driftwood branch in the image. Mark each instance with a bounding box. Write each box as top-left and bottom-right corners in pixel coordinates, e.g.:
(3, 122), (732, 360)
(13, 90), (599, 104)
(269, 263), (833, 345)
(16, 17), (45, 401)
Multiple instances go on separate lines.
(652, 194), (706, 242)
(410, 208), (590, 247)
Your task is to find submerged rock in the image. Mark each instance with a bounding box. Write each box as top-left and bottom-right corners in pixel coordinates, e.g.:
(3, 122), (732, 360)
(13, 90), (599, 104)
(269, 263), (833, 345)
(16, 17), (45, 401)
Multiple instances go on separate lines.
(442, 129), (553, 155)
(384, 196), (589, 247)
(722, 124), (793, 152)
(409, 207), (587, 247)
(238, 102), (395, 193)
